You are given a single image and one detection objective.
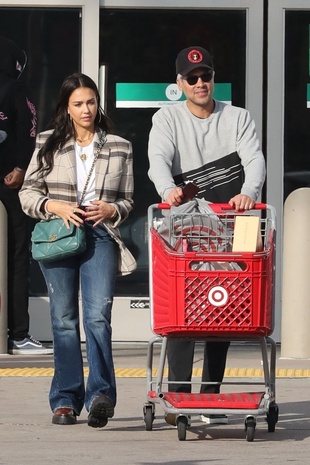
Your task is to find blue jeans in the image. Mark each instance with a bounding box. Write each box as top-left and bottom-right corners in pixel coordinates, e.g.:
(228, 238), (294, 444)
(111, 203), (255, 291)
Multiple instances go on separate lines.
(40, 222), (118, 415)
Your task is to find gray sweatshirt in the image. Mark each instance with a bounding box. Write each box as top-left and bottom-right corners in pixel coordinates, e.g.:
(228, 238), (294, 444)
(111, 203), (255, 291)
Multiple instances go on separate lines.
(148, 100), (265, 203)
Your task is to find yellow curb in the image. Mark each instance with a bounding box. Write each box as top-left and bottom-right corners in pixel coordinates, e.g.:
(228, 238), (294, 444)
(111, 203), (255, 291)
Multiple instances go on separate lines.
(0, 367), (310, 378)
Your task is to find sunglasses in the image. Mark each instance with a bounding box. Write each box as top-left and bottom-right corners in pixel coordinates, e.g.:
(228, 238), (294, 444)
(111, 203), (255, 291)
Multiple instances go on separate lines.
(183, 70), (214, 86)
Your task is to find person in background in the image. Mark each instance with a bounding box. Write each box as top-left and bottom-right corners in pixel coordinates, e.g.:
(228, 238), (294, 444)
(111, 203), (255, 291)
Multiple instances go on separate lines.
(19, 73), (136, 427)
(148, 46), (265, 425)
(0, 36), (52, 355)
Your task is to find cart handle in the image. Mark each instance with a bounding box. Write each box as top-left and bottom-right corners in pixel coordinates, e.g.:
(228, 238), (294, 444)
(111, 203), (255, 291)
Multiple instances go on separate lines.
(157, 202), (267, 212)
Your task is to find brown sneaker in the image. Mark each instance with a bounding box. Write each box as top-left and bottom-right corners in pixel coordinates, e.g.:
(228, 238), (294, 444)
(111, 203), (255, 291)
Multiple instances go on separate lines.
(164, 413), (191, 428)
(164, 413), (177, 426)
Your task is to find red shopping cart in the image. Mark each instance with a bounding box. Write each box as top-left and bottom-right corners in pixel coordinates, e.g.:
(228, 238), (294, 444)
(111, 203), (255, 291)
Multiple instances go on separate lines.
(143, 202), (278, 441)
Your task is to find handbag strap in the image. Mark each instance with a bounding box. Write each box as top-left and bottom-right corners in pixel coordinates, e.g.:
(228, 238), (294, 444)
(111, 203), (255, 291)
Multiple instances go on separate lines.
(78, 131), (107, 206)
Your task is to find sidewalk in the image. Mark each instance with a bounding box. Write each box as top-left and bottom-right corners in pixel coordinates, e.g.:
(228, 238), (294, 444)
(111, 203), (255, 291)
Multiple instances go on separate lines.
(0, 342), (310, 465)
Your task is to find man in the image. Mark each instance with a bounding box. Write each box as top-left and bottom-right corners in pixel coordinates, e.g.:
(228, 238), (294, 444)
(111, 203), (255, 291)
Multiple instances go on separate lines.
(148, 46), (265, 424)
(0, 36), (53, 354)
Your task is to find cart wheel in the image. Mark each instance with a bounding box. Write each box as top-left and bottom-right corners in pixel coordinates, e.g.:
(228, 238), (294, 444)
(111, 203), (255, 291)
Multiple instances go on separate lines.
(143, 405), (154, 431)
(245, 416), (256, 442)
(266, 402), (279, 433)
(177, 416), (188, 441)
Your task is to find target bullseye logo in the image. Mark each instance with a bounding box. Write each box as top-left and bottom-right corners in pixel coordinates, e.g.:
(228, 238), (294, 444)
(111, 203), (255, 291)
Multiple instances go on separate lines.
(208, 286), (228, 306)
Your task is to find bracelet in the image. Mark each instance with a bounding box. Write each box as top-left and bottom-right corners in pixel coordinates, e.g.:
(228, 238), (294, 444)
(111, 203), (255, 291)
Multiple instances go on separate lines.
(41, 199), (52, 215)
(14, 167), (25, 173)
(110, 206), (118, 220)
(44, 200), (52, 214)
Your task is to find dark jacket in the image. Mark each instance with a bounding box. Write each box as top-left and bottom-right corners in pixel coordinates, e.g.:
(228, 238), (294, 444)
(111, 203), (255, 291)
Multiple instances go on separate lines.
(0, 37), (37, 180)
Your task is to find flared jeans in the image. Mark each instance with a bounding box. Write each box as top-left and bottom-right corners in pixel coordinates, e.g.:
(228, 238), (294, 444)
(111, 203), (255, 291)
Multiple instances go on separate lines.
(40, 223), (118, 415)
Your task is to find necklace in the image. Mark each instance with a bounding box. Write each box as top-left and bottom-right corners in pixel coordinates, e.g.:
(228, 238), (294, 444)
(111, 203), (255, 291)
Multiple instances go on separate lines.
(75, 132), (94, 143)
(76, 141), (94, 162)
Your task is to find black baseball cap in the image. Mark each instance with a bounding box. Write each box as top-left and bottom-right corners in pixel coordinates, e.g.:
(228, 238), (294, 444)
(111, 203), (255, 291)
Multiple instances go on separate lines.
(176, 46), (214, 76)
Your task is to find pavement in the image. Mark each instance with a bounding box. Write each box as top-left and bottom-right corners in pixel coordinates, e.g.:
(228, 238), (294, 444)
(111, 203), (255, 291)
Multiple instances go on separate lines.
(0, 340), (310, 465)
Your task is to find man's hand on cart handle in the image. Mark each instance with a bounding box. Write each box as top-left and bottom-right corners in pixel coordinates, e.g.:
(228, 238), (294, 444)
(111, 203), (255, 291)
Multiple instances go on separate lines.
(163, 191), (259, 211)
(165, 187), (184, 206)
(157, 201), (267, 212)
(165, 182), (199, 206)
(229, 194), (255, 212)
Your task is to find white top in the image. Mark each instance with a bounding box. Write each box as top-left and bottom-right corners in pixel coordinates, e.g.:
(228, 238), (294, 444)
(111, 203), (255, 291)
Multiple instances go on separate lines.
(75, 141), (96, 206)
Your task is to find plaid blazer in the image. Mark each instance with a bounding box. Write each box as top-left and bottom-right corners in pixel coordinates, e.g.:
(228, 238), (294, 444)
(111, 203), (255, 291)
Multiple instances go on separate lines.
(19, 128), (136, 275)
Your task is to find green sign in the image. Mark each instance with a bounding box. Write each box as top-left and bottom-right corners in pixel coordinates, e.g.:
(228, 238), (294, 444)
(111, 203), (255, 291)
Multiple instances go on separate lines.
(116, 83), (232, 108)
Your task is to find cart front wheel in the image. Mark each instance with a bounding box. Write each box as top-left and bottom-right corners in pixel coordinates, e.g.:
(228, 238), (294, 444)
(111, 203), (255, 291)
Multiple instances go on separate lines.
(143, 404), (155, 431)
(266, 402), (279, 432)
(245, 416), (256, 442)
(177, 416), (188, 441)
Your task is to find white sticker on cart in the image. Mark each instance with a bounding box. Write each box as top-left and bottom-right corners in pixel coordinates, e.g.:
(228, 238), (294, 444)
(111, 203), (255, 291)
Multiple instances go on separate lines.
(208, 286), (229, 307)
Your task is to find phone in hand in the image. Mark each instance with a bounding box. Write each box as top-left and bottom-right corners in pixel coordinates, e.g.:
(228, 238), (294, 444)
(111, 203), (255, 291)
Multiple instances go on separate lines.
(182, 182), (199, 202)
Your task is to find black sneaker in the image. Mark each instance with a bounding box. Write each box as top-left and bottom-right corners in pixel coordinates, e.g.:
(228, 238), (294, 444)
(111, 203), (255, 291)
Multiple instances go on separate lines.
(8, 336), (53, 355)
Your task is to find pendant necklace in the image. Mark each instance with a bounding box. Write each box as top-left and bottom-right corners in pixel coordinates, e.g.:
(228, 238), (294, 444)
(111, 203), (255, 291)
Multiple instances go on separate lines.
(76, 133), (94, 161)
(76, 141), (94, 163)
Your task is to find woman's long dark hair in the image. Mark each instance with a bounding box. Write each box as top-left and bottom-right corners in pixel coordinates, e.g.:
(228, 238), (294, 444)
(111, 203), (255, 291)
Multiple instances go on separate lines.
(35, 72), (113, 177)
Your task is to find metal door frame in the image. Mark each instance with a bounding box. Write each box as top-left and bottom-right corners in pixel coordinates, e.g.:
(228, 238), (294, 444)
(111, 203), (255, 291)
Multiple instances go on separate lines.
(268, 0), (310, 341)
(0, 0), (99, 82)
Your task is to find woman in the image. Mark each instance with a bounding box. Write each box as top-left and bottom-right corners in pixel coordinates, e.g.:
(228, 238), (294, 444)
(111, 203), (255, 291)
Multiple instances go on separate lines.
(19, 73), (136, 427)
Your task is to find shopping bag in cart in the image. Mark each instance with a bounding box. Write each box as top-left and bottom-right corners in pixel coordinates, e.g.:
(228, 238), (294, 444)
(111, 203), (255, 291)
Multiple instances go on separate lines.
(157, 199), (233, 253)
(156, 199), (242, 270)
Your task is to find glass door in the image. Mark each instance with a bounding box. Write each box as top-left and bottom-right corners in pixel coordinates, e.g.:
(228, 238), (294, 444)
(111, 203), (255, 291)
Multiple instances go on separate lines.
(268, 0), (310, 342)
(100, 7), (250, 297)
(0, 6), (81, 297)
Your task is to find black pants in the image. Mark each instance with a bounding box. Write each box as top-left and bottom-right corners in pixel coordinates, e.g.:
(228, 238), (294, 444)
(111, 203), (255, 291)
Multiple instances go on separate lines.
(0, 183), (29, 340)
(167, 338), (230, 393)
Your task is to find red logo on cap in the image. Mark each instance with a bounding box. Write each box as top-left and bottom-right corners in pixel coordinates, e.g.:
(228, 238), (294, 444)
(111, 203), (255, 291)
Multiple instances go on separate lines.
(187, 49), (203, 64)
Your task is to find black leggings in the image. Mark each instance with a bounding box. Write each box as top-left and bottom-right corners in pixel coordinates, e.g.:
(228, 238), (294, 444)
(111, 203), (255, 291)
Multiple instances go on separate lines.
(0, 184), (30, 339)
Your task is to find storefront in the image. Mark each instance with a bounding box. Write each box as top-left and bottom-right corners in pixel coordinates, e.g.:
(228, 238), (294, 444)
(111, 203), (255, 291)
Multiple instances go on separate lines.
(1, 0), (304, 342)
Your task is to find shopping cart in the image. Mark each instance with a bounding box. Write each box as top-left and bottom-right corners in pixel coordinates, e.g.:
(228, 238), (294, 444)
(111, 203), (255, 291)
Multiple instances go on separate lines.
(143, 202), (278, 441)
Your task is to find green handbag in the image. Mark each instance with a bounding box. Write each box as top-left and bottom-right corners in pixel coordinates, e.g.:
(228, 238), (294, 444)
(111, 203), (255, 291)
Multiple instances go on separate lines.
(31, 131), (107, 263)
(31, 219), (86, 263)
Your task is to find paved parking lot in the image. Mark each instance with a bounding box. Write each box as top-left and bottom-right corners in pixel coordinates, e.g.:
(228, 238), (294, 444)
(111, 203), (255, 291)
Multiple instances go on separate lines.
(0, 342), (309, 465)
